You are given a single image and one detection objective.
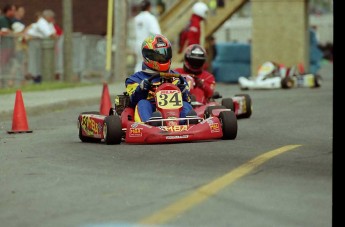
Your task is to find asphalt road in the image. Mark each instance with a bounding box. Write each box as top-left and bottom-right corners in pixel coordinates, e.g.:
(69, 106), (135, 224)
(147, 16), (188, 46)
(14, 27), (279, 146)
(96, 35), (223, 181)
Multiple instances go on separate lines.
(0, 64), (333, 227)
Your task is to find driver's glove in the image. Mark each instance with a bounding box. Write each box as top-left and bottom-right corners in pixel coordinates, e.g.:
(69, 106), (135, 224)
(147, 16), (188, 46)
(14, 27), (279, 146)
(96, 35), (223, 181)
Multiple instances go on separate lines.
(195, 78), (205, 88)
(177, 81), (188, 93)
(139, 79), (151, 91)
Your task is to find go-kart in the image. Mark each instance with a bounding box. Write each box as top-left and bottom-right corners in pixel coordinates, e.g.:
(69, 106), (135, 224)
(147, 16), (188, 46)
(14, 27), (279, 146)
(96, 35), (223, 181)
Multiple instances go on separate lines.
(182, 74), (252, 119)
(78, 72), (238, 145)
(238, 61), (322, 90)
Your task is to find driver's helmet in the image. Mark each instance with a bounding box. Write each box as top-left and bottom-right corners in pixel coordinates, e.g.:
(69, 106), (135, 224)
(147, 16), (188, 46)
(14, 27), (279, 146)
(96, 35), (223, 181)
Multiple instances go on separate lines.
(192, 2), (208, 19)
(141, 34), (172, 72)
(184, 44), (207, 74)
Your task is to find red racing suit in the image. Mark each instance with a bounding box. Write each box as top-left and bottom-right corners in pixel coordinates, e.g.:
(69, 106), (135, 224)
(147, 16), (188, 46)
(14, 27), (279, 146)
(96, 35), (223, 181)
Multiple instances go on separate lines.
(178, 14), (204, 53)
(174, 67), (216, 104)
(187, 14), (203, 46)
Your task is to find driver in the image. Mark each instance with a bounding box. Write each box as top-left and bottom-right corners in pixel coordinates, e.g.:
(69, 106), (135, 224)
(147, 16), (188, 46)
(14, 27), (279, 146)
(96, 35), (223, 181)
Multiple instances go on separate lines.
(174, 44), (216, 104)
(125, 34), (194, 123)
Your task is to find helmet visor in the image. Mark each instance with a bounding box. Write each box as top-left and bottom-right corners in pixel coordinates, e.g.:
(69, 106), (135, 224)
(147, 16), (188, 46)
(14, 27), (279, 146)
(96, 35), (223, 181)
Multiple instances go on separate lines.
(142, 47), (172, 63)
(187, 57), (205, 69)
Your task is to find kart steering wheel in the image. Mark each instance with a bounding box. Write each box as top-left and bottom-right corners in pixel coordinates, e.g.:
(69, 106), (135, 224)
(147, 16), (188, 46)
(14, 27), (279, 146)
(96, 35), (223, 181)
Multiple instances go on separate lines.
(147, 72), (183, 84)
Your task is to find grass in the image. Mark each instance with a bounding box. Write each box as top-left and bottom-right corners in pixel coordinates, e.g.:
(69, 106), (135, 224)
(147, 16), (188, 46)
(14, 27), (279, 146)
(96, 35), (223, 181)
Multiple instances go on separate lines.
(0, 81), (96, 95)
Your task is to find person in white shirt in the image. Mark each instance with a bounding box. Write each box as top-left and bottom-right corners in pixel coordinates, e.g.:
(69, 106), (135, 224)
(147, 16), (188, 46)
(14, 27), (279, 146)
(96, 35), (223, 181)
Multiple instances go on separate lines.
(133, 0), (161, 72)
(26, 9), (57, 39)
(25, 9), (57, 83)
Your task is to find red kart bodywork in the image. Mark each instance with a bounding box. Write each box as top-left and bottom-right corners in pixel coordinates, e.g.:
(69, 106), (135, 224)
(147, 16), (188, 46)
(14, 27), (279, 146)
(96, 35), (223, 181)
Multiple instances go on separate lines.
(78, 72), (237, 144)
(183, 74), (252, 119)
(193, 97), (250, 119)
(124, 117), (224, 143)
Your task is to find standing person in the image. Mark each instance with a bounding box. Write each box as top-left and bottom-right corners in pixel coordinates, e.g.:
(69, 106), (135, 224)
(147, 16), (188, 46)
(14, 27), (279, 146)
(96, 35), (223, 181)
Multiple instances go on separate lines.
(0, 4), (16, 35)
(25, 9), (57, 83)
(174, 44), (216, 105)
(52, 17), (63, 80)
(0, 4), (16, 71)
(178, 1), (208, 54)
(133, 0), (161, 72)
(14, 5), (25, 22)
(125, 34), (194, 123)
(26, 9), (57, 39)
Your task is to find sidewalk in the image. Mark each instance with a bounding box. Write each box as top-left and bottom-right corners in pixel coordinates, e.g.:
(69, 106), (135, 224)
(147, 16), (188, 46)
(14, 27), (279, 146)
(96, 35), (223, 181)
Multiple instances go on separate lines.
(0, 82), (125, 121)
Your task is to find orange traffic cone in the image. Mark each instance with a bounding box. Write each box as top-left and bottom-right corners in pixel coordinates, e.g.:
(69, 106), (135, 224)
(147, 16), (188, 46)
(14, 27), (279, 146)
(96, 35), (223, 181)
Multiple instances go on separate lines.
(100, 82), (112, 116)
(7, 90), (33, 134)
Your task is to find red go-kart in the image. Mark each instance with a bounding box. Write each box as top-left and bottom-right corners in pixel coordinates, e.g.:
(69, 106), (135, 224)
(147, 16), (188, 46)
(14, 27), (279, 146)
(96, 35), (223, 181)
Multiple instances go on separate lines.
(78, 72), (238, 144)
(183, 74), (252, 119)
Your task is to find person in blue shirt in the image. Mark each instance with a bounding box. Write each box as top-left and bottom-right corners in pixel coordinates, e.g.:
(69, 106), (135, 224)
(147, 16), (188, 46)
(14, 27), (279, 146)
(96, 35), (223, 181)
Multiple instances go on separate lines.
(125, 34), (194, 123)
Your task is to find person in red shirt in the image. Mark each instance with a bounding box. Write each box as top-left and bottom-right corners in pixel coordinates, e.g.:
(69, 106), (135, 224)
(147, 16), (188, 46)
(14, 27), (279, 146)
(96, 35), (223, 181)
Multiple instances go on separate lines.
(175, 44), (216, 104)
(178, 2), (208, 54)
(53, 23), (63, 36)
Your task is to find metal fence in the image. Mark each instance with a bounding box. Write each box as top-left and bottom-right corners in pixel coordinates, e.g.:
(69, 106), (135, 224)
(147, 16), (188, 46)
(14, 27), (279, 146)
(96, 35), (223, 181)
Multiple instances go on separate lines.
(0, 33), (109, 88)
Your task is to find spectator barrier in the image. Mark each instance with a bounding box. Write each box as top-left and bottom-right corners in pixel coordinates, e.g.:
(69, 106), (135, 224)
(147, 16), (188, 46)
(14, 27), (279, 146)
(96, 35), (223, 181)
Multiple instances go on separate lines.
(0, 33), (108, 88)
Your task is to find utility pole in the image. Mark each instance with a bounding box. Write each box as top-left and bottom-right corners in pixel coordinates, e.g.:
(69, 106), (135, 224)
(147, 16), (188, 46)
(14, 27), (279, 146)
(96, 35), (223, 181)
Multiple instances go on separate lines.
(63, 0), (74, 82)
(113, 0), (127, 82)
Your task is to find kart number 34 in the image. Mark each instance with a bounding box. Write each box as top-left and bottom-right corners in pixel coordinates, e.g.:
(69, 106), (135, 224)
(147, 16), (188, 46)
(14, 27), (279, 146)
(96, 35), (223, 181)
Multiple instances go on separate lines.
(156, 90), (183, 109)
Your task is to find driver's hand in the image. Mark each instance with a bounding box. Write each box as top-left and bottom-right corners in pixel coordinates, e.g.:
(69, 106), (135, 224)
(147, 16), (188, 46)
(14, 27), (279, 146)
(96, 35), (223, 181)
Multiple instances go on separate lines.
(177, 81), (188, 93)
(195, 78), (204, 88)
(139, 79), (151, 91)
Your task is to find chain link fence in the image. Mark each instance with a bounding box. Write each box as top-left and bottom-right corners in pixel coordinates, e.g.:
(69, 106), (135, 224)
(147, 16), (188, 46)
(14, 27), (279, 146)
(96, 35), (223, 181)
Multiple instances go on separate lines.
(0, 33), (114, 88)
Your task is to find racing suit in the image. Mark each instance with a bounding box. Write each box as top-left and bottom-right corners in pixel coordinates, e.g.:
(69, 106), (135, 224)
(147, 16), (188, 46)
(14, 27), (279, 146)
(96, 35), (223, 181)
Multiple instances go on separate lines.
(174, 67), (216, 104)
(186, 14), (204, 46)
(125, 67), (193, 122)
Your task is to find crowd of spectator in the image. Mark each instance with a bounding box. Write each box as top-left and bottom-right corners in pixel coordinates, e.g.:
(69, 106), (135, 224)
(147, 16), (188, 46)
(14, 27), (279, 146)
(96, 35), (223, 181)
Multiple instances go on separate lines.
(0, 3), (63, 84)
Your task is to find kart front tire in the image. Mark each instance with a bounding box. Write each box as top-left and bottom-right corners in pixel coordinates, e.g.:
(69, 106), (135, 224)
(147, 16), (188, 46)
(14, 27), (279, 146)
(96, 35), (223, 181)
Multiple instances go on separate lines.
(219, 111), (237, 140)
(204, 105), (227, 118)
(103, 115), (122, 145)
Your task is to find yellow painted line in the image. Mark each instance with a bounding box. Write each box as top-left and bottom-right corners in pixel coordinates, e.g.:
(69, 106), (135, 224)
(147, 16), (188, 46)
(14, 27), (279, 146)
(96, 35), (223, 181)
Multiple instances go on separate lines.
(138, 145), (302, 225)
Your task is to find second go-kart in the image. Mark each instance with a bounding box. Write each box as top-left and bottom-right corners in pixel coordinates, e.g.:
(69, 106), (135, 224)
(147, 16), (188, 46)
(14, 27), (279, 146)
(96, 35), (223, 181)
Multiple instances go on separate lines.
(183, 74), (252, 119)
(78, 72), (238, 145)
(238, 61), (322, 90)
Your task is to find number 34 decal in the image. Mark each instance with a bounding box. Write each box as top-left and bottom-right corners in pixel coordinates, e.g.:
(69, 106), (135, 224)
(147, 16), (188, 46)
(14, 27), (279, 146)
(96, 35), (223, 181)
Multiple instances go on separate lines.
(156, 90), (183, 109)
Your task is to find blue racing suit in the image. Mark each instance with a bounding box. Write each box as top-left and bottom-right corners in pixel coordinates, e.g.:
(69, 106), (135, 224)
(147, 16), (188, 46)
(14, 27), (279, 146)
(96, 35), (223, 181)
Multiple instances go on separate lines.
(125, 67), (193, 123)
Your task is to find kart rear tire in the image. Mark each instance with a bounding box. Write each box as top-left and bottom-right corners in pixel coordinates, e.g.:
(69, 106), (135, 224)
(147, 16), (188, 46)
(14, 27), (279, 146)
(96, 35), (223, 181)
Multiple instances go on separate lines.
(314, 74), (322, 88)
(80, 111), (100, 115)
(281, 77), (294, 89)
(204, 105), (227, 118)
(103, 115), (122, 145)
(219, 111), (237, 140)
(221, 98), (234, 111)
(235, 94), (252, 119)
(78, 119), (102, 143)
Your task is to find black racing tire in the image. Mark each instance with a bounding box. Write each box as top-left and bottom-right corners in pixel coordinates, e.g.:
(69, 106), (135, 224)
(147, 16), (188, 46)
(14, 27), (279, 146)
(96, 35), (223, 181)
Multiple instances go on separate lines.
(103, 115), (123, 145)
(219, 111), (237, 140)
(204, 105), (227, 119)
(281, 77), (294, 89)
(313, 74), (322, 88)
(221, 98), (234, 111)
(235, 94), (252, 119)
(78, 119), (102, 143)
(80, 111), (100, 115)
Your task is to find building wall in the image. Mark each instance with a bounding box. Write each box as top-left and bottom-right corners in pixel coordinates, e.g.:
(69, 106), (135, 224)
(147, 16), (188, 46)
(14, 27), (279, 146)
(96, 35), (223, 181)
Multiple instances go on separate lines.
(251, 0), (309, 74)
(214, 14), (333, 46)
(2, 0), (108, 35)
